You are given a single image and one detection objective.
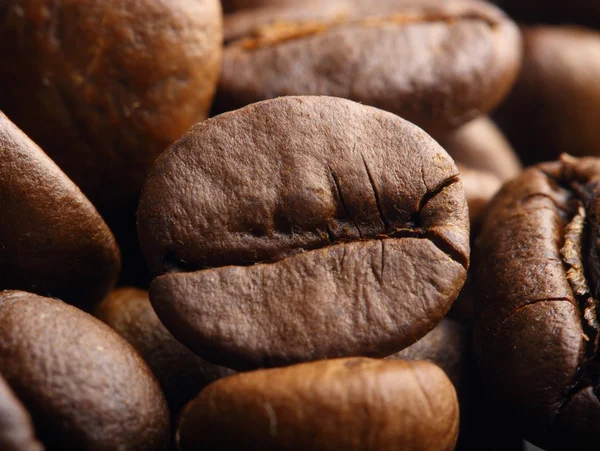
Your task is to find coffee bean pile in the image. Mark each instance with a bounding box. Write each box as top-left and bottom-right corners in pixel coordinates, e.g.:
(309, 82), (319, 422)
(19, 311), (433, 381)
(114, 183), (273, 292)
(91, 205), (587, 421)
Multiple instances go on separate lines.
(0, 1), (596, 450)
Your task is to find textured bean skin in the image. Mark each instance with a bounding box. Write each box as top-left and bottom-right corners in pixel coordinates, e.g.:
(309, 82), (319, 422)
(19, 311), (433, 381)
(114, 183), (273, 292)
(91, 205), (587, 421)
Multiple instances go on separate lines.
(0, 0), (223, 212)
(0, 112), (120, 309)
(139, 96), (469, 370)
(0, 291), (170, 450)
(216, 0), (521, 135)
(475, 155), (600, 450)
(176, 358), (459, 451)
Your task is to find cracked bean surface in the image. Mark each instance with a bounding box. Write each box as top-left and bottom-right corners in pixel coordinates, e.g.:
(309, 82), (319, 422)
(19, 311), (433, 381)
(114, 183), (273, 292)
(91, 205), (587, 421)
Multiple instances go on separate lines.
(138, 96), (469, 370)
(215, 0), (522, 135)
(475, 155), (600, 450)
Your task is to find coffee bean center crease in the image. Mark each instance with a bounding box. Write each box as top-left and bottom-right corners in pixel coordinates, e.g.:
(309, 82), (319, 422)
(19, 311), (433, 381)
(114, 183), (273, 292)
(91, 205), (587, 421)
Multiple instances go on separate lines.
(227, 12), (500, 50)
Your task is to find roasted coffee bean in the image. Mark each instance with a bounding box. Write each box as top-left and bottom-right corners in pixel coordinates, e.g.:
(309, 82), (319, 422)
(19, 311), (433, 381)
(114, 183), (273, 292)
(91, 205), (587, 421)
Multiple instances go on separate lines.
(0, 374), (42, 451)
(387, 317), (467, 389)
(0, 0), (223, 212)
(0, 111), (120, 309)
(475, 155), (600, 450)
(495, 26), (600, 165)
(215, 0), (521, 135)
(95, 287), (235, 414)
(176, 358), (459, 451)
(138, 96), (470, 370)
(493, 0), (600, 28)
(0, 290), (170, 450)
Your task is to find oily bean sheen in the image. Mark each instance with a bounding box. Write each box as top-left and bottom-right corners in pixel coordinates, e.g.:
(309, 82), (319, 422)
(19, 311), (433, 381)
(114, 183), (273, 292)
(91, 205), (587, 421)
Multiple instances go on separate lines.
(0, 291), (170, 451)
(0, 111), (120, 309)
(475, 155), (600, 450)
(138, 96), (470, 370)
(0, 374), (42, 451)
(95, 287), (235, 414)
(215, 0), (522, 135)
(176, 358), (459, 451)
(0, 0), (223, 212)
(495, 26), (600, 165)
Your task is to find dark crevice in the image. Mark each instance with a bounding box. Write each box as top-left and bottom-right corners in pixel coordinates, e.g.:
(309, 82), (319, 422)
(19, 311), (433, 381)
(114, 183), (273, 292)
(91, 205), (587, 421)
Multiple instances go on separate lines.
(427, 231), (469, 270)
(327, 164), (363, 238)
(574, 182), (600, 305)
(361, 153), (389, 228)
(325, 223), (336, 244)
(415, 174), (469, 268)
(162, 251), (201, 274)
(161, 172), (467, 274)
(370, 243), (384, 286)
(226, 11), (500, 48)
(553, 179), (600, 419)
(386, 227), (427, 239)
(542, 169), (600, 409)
(408, 211), (422, 229)
(419, 175), (461, 212)
(160, 231), (452, 276)
(566, 184), (600, 403)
